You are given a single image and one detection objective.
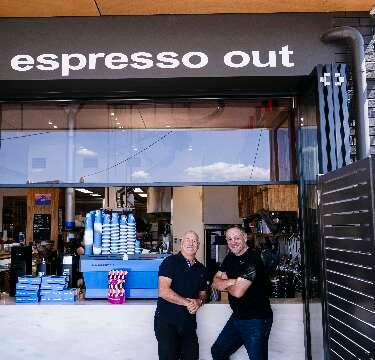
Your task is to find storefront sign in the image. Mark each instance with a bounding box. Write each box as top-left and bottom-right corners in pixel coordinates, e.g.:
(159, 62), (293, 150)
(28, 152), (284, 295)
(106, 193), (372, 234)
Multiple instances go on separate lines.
(10, 45), (295, 77)
(0, 14), (337, 80)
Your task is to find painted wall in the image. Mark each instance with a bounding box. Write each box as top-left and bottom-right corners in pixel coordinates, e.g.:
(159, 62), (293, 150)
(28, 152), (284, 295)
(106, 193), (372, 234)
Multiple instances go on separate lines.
(172, 186), (204, 262)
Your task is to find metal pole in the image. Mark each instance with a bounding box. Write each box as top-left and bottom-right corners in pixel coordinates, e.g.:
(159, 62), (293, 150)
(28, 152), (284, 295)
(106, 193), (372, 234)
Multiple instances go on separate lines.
(321, 26), (370, 160)
(63, 104), (80, 230)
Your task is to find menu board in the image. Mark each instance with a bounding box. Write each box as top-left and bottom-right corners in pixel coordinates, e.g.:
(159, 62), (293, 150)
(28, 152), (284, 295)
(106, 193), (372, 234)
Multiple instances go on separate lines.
(33, 214), (51, 242)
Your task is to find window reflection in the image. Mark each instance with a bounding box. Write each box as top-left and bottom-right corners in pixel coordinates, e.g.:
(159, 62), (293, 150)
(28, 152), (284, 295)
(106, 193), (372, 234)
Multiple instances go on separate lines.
(0, 100), (293, 185)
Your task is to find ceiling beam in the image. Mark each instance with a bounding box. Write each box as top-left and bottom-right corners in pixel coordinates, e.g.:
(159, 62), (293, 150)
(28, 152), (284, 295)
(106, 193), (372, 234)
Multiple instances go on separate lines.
(0, 0), (372, 17)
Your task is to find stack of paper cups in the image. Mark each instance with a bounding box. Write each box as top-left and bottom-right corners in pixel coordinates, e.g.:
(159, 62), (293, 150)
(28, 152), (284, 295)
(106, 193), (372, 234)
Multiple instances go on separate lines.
(126, 213), (136, 255)
(119, 215), (127, 254)
(101, 213), (111, 255)
(93, 210), (102, 255)
(84, 213), (93, 255)
(110, 212), (120, 254)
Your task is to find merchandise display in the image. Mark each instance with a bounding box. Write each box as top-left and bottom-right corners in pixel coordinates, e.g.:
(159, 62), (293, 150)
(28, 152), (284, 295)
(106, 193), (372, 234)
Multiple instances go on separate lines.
(40, 275), (76, 303)
(15, 275), (41, 303)
(108, 269), (128, 304)
(84, 210), (140, 256)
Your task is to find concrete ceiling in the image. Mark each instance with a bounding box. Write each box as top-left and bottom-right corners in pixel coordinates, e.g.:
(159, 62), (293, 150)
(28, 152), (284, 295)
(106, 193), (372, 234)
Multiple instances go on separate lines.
(0, 0), (372, 17)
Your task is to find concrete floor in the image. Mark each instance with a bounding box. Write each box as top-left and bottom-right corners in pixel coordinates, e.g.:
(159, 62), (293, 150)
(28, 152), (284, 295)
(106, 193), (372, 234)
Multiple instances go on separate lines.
(0, 300), (308, 359)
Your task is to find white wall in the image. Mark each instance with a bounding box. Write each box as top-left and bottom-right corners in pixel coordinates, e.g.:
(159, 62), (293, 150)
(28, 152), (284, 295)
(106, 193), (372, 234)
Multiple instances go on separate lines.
(172, 186), (204, 263)
(0, 188), (27, 231)
(203, 186), (241, 225)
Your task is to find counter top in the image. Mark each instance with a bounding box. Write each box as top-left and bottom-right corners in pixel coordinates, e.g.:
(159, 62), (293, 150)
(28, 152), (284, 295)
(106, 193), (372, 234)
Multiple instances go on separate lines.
(0, 294), (303, 306)
(0, 295), (307, 360)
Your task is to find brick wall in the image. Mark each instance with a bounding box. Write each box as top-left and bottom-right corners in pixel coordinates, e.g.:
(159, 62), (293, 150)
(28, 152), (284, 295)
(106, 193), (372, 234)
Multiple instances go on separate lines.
(332, 12), (375, 157)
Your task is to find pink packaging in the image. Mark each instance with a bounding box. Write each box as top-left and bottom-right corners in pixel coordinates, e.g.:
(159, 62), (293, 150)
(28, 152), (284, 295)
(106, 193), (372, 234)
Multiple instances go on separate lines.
(107, 270), (128, 304)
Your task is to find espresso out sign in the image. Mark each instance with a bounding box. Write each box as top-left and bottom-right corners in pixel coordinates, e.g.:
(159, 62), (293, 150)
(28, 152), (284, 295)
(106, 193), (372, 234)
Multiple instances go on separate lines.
(10, 45), (294, 77)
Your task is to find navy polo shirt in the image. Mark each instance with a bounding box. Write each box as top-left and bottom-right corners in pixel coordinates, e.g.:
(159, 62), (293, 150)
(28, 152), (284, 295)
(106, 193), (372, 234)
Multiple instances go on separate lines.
(155, 252), (208, 330)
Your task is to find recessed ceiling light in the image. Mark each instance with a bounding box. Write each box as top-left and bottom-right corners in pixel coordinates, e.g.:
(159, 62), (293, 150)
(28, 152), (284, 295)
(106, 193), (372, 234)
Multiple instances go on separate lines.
(48, 121), (53, 125)
(53, 125), (58, 129)
(116, 122), (120, 125)
(110, 112), (115, 116)
(75, 188), (93, 194)
(134, 187), (143, 193)
(165, 125), (171, 128)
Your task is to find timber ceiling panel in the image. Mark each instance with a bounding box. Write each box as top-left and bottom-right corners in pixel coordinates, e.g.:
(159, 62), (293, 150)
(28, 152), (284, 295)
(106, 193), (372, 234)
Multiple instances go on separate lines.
(96, 0), (374, 15)
(0, 0), (99, 17)
(0, 0), (372, 17)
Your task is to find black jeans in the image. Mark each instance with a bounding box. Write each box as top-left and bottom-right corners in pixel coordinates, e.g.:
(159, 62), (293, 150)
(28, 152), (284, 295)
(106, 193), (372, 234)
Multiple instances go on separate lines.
(211, 314), (273, 360)
(154, 316), (199, 360)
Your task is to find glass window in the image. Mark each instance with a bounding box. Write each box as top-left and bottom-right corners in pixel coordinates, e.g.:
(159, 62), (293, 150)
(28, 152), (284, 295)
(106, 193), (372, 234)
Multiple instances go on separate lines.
(0, 99), (293, 186)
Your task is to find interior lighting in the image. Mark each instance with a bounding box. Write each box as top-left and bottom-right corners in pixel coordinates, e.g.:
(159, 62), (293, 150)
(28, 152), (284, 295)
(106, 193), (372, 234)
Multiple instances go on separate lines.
(76, 188), (93, 194)
(90, 193), (102, 197)
(53, 125), (58, 129)
(138, 193), (147, 198)
(133, 187), (143, 193)
(165, 125), (171, 128)
(110, 112), (115, 116)
(48, 121), (53, 125)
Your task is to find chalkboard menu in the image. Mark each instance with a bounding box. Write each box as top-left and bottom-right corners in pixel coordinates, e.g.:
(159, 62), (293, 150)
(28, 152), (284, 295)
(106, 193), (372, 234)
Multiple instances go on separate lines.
(33, 214), (51, 242)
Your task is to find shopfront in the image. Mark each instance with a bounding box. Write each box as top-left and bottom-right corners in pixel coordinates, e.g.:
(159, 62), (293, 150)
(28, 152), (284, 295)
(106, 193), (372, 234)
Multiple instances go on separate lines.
(0, 13), (348, 359)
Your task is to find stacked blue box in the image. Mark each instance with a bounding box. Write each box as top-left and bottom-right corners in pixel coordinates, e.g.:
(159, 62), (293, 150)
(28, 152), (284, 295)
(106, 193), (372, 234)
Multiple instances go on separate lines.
(15, 276), (41, 303)
(40, 276), (76, 303)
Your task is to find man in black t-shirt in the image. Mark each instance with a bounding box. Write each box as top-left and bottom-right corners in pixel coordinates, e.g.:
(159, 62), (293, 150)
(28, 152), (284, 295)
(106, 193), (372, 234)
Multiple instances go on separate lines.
(154, 230), (208, 360)
(211, 226), (273, 360)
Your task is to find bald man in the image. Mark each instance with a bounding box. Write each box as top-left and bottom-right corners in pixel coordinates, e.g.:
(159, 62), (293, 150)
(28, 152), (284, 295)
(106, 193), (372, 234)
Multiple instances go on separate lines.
(154, 231), (208, 360)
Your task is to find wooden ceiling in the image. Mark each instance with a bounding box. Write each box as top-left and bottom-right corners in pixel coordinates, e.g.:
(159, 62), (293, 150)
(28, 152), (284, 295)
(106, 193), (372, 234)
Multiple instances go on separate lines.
(0, 0), (372, 17)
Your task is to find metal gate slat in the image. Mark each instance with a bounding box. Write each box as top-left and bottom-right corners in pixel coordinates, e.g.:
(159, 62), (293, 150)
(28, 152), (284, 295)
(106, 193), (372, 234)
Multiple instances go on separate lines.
(326, 272), (374, 297)
(328, 306), (374, 340)
(326, 282), (374, 313)
(322, 183), (369, 203)
(323, 225), (371, 239)
(322, 212), (372, 226)
(326, 260), (373, 281)
(322, 167), (369, 193)
(325, 237), (373, 252)
(325, 249), (374, 267)
(328, 317), (375, 352)
(329, 327), (372, 359)
(329, 340), (358, 359)
(322, 196), (370, 214)
(327, 294), (375, 327)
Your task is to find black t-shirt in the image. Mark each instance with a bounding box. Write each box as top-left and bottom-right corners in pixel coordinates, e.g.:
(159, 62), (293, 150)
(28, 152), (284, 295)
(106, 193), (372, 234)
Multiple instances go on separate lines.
(155, 253), (208, 330)
(220, 248), (272, 319)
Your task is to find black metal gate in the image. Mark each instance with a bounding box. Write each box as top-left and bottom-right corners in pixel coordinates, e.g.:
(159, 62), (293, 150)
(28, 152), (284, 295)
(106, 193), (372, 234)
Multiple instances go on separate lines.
(318, 157), (375, 359)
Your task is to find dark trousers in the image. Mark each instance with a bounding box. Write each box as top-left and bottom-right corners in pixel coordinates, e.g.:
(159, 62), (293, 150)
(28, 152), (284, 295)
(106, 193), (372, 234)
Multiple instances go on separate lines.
(154, 316), (199, 360)
(211, 314), (273, 360)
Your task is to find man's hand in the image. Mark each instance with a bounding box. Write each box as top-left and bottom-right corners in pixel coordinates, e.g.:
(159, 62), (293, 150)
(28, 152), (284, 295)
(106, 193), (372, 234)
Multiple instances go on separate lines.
(186, 298), (203, 314)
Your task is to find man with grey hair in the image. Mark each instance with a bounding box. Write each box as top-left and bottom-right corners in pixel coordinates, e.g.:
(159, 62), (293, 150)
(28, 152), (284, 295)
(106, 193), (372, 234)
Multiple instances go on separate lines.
(154, 230), (208, 360)
(211, 226), (273, 360)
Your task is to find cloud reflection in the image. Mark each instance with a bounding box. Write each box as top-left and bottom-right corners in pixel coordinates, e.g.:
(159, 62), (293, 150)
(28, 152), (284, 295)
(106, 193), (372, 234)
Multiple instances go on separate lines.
(185, 162), (270, 180)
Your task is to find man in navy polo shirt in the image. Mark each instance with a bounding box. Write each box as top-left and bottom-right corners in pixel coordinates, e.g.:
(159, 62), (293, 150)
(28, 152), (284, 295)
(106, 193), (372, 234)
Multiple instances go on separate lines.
(154, 230), (208, 360)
